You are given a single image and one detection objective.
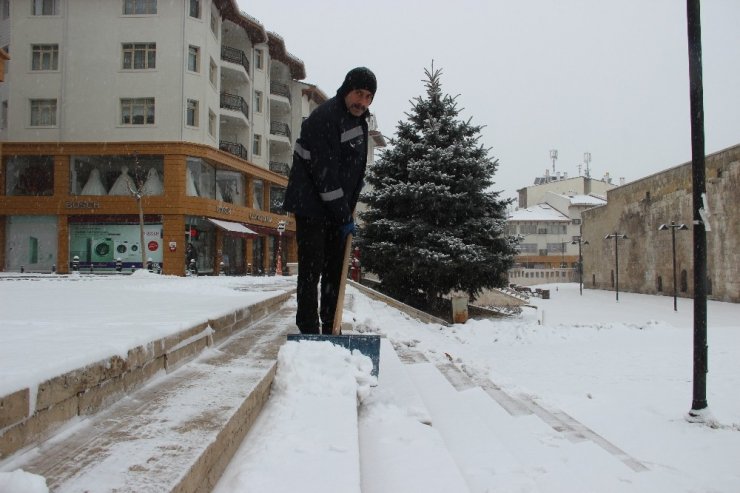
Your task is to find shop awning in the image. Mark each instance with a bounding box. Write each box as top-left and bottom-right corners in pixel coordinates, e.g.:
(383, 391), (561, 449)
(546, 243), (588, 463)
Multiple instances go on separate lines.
(207, 218), (259, 237)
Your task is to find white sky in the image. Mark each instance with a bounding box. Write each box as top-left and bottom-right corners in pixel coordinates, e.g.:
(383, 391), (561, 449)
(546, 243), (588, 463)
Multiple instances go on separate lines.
(238, 0), (740, 199)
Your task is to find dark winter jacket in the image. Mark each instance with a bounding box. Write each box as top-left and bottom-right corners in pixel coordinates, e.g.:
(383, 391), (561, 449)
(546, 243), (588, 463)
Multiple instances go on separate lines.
(283, 96), (369, 224)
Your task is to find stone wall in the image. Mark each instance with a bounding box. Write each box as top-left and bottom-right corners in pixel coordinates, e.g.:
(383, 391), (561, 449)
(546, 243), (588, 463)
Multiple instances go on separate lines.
(582, 144), (739, 302)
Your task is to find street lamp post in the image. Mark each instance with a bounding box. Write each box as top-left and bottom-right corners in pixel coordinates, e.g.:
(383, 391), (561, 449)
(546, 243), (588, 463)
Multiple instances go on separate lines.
(275, 220), (286, 276)
(604, 233), (628, 301)
(571, 236), (589, 295)
(659, 221), (689, 311)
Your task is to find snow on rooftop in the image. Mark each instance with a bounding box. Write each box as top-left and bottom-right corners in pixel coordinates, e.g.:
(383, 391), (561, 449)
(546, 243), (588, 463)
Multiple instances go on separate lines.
(559, 193), (607, 206)
(507, 203), (570, 222)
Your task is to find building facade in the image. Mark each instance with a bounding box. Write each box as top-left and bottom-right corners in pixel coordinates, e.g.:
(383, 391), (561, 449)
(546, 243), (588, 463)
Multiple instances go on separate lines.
(507, 175), (612, 286)
(0, 0), (382, 275)
(581, 144), (740, 303)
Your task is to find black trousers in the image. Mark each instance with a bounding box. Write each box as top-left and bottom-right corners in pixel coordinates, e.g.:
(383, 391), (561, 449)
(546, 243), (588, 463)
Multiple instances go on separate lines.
(295, 215), (345, 334)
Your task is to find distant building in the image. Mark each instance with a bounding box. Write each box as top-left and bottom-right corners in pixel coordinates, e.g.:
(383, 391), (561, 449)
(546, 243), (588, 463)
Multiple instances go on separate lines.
(582, 143), (740, 303)
(507, 172), (614, 286)
(517, 173), (617, 209)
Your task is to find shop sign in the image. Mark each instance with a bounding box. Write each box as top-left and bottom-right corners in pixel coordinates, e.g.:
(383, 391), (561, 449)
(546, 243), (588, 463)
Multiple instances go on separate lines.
(216, 206), (232, 215)
(65, 200), (100, 209)
(249, 213), (274, 223)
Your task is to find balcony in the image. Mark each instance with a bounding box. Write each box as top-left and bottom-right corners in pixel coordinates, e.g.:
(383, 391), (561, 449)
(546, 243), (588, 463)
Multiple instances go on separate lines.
(221, 45), (250, 74)
(270, 121), (291, 141)
(220, 92), (249, 120)
(220, 140), (249, 161)
(269, 81), (291, 101)
(269, 161), (290, 177)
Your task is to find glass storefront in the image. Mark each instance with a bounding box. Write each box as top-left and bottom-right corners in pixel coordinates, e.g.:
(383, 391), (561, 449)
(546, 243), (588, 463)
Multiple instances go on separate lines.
(4, 216), (58, 271)
(70, 155), (164, 196)
(68, 217), (163, 270)
(185, 216), (216, 274)
(187, 157), (216, 199)
(216, 169), (246, 206)
(5, 156), (54, 196)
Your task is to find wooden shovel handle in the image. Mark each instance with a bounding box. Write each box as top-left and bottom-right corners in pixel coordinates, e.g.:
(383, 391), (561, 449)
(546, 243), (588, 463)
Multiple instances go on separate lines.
(332, 232), (353, 335)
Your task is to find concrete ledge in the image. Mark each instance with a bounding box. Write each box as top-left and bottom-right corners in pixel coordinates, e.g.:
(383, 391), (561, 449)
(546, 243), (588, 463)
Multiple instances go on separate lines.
(0, 289), (295, 460)
(349, 280), (450, 326)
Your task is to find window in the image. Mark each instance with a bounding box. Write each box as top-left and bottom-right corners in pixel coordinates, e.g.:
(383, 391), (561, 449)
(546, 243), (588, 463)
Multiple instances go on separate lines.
(255, 49), (264, 70)
(210, 11), (218, 36)
(32, 0), (58, 15)
(32, 45), (59, 71)
(120, 98), (155, 125)
(1, 100), (7, 129)
(517, 243), (537, 254)
(30, 99), (57, 126)
(123, 0), (156, 15)
(571, 218), (581, 225)
(189, 0), (200, 18)
(209, 58), (217, 86)
(252, 134), (262, 156)
(208, 109), (216, 137)
(186, 99), (199, 127)
(547, 243), (565, 253)
(254, 91), (263, 113)
(188, 45), (200, 72)
(5, 156), (54, 196)
(2, 0), (9, 19)
(122, 43), (156, 70)
(70, 155), (164, 196)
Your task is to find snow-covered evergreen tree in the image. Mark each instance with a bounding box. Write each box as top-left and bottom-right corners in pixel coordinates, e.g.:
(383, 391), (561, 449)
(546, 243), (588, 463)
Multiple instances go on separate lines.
(358, 65), (517, 307)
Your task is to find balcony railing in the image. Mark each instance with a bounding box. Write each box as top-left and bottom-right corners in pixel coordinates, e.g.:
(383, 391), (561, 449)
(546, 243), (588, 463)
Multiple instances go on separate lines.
(270, 81), (291, 101)
(269, 161), (290, 177)
(219, 140), (248, 161)
(270, 121), (291, 141)
(220, 45), (250, 74)
(220, 92), (249, 120)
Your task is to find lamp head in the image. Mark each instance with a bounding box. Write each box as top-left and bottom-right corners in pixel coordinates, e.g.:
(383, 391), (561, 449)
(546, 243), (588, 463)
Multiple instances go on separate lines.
(658, 224), (668, 231)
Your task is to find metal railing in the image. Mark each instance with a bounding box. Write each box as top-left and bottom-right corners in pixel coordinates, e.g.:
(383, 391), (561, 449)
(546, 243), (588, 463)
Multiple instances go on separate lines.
(269, 81), (291, 101)
(220, 45), (250, 74)
(219, 140), (248, 160)
(220, 92), (249, 120)
(270, 121), (291, 141)
(269, 161), (290, 176)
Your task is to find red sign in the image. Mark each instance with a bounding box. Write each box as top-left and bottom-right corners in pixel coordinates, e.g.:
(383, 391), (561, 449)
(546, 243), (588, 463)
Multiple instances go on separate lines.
(148, 241), (159, 252)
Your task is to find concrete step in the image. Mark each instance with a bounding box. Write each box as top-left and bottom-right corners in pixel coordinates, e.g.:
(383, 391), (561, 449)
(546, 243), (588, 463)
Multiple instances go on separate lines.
(406, 362), (542, 493)
(5, 302), (297, 493)
(359, 339), (470, 493)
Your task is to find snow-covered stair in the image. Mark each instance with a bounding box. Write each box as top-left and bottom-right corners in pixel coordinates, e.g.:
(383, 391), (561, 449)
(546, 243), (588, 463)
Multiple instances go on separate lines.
(406, 363), (542, 492)
(359, 339), (470, 493)
(5, 303), (297, 493)
(406, 361), (653, 493)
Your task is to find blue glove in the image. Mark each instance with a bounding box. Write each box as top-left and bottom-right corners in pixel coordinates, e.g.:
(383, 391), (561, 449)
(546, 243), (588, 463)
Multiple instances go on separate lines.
(339, 220), (356, 239)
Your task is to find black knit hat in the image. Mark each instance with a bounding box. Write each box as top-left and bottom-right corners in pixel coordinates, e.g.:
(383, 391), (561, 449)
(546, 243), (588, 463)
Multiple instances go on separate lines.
(337, 67), (377, 98)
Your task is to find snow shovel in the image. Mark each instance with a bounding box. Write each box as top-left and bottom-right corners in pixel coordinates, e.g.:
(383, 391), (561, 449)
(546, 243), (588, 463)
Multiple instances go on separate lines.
(287, 232), (381, 376)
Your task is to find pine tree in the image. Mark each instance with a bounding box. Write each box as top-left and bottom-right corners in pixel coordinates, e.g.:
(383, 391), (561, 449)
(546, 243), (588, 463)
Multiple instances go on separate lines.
(358, 65), (517, 308)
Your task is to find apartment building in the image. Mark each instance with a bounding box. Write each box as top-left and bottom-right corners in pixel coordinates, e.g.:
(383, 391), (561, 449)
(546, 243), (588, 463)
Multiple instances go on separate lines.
(0, 0), (382, 275)
(507, 175), (611, 285)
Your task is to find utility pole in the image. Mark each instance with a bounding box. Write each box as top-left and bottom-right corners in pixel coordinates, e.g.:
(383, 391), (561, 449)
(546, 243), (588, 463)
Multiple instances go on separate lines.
(686, 0), (708, 415)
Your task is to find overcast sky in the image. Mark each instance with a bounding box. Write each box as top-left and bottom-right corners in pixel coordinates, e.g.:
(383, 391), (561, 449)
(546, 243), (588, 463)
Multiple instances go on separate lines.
(238, 0), (740, 200)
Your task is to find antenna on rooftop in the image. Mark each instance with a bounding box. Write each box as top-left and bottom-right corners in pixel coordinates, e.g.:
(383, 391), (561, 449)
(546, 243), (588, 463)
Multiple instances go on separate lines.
(549, 149), (558, 174)
(583, 151), (592, 178)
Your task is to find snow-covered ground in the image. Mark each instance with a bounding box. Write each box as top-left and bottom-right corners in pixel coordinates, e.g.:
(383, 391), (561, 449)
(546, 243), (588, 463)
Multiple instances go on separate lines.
(1, 273), (739, 492)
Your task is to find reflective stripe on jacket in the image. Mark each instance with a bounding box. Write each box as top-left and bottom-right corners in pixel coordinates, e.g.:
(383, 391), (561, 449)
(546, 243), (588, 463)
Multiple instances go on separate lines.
(283, 96), (369, 223)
